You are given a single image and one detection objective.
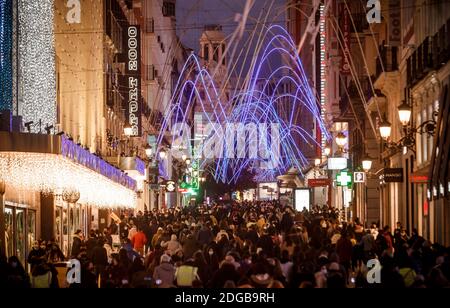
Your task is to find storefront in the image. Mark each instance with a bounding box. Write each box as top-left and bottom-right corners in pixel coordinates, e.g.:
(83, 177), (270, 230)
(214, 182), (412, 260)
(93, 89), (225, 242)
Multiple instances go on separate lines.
(0, 132), (138, 257)
(4, 202), (36, 266)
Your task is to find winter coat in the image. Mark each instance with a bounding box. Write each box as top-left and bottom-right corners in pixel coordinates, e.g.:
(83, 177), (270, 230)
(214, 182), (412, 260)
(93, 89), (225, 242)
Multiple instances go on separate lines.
(86, 238), (98, 259)
(131, 231), (147, 250)
(92, 246), (108, 266)
(153, 262), (176, 287)
(197, 228), (214, 246)
(71, 235), (83, 258)
(336, 237), (353, 263)
(183, 236), (200, 260)
(162, 235), (182, 256)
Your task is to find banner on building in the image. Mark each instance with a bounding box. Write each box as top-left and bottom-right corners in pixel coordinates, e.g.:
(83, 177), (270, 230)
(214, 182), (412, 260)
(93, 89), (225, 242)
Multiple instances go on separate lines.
(340, 3), (351, 75)
(126, 25), (142, 137)
(388, 0), (401, 46)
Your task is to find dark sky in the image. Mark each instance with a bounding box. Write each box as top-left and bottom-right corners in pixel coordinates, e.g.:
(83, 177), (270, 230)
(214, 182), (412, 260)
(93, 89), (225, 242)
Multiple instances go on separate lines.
(176, 0), (287, 74)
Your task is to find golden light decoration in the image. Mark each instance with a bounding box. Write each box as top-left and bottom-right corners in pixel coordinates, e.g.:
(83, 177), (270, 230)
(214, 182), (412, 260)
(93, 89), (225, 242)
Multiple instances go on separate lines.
(0, 152), (136, 208)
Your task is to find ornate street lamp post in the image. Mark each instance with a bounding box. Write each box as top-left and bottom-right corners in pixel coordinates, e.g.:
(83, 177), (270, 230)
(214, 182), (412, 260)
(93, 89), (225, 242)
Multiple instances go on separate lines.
(62, 189), (80, 256)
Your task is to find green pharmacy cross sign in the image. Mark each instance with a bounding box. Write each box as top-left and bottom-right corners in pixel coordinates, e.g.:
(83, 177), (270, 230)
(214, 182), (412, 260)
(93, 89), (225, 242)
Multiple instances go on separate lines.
(336, 171), (353, 187)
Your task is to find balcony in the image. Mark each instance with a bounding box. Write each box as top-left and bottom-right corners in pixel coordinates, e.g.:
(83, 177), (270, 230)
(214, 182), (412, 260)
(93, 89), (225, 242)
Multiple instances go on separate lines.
(375, 45), (399, 82)
(407, 18), (450, 88)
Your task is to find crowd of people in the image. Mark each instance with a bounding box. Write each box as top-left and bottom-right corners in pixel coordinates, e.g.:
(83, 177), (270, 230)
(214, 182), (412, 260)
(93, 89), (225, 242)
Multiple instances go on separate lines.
(1, 201), (449, 288)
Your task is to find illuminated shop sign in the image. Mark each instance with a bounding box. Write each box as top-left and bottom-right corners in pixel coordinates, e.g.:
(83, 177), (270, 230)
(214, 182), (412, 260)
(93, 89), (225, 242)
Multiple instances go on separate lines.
(61, 136), (136, 190)
(126, 26), (141, 137)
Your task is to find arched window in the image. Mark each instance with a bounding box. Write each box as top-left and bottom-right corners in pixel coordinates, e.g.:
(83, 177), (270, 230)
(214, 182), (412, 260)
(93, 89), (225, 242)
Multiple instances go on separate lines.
(204, 44), (209, 60)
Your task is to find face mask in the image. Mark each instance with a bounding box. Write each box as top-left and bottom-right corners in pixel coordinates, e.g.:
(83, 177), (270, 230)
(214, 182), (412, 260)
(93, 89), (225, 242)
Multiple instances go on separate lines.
(11, 262), (18, 268)
(33, 245), (39, 250)
(41, 245), (46, 250)
(208, 250), (214, 256)
(321, 223), (327, 228)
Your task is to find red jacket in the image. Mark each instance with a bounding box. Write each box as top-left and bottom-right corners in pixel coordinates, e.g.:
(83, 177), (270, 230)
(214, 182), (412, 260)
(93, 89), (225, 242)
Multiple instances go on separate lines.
(132, 231), (147, 249)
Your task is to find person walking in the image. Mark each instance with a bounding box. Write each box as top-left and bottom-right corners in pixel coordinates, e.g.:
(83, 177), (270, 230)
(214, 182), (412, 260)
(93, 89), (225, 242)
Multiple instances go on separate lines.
(71, 229), (84, 258)
(131, 226), (147, 256)
(153, 254), (175, 288)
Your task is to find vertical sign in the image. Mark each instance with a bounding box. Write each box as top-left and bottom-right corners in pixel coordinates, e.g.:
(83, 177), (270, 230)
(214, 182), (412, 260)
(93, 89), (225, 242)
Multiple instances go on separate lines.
(341, 3), (351, 75)
(388, 0), (401, 46)
(126, 26), (141, 137)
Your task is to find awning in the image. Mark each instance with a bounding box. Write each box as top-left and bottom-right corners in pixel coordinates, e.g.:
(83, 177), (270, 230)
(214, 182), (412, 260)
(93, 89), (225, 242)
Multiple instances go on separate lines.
(0, 132), (137, 208)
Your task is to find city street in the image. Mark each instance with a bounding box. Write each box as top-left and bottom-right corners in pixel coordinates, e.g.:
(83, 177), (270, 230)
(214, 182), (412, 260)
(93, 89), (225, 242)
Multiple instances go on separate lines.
(0, 0), (450, 291)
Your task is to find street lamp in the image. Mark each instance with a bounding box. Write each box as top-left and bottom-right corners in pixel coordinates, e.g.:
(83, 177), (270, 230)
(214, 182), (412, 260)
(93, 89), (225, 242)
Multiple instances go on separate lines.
(324, 146), (331, 157)
(379, 116), (392, 140)
(185, 158), (191, 165)
(398, 101), (412, 127)
(159, 150), (167, 160)
(362, 155), (373, 172)
(145, 144), (153, 158)
(123, 123), (133, 137)
(314, 158), (321, 167)
(335, 132), (348, 148)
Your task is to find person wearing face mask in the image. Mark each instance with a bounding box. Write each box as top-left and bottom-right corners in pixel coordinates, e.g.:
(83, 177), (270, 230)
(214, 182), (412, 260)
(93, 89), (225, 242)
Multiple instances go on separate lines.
(27, 241), (46, 272)
(204, 247), (219, 274)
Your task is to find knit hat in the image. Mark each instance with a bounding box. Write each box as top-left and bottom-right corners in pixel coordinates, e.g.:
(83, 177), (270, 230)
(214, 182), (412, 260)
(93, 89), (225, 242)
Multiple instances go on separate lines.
(160, 254), (171, 263)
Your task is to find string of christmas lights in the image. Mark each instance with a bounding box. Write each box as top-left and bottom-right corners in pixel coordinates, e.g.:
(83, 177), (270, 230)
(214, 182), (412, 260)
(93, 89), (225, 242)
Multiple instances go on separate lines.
(18, 0), (56, 131)
(0, 152), (137, 208)
(0, 0), (12, 111)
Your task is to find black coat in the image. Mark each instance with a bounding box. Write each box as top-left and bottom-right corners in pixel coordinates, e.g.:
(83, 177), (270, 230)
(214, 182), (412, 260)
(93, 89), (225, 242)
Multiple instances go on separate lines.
(257, 234), (274, 256)
(280, 213), (294, 233)
(27, 248), (46, 269)
(92, 246), (108, 266)
(86, 238), (98, 259)
(71, 236), (83, 258)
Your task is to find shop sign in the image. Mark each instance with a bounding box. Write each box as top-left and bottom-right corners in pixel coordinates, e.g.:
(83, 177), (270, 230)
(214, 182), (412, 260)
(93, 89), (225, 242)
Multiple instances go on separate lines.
(165, 181), (176, 192)
(308, 178), (331, 187)
(388, 0), (401, 46)
(383, 168), (404, 183)
(354, 172), (366, 183)
(328, 157), (348, 170)
(61, 136), (136, 190)
(336, 171), (352, 187)
(411, 174), (428, 183)
(126, 26), (141, 137)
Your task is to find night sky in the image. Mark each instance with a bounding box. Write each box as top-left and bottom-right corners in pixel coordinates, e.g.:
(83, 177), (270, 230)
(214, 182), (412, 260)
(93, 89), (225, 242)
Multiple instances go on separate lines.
(176, 0), (286, 76)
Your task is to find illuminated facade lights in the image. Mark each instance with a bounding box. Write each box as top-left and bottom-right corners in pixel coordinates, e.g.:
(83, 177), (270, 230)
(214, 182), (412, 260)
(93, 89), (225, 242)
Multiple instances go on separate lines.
(319, 4), (327, 152)
(0, 152), (137, 208)
(0, 0), (13, 111)
(18, 0), (56, 131)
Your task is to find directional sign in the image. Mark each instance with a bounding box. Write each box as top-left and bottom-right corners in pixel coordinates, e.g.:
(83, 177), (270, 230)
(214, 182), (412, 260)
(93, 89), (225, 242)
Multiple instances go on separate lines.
(336, 171), (352, 187)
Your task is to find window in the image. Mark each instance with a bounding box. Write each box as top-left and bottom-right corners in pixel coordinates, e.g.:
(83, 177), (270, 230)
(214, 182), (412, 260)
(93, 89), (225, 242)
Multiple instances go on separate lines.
(422, 108), (428, 162)
(428, 104), (434, 159)
(146, 65), (155, 81)
(162, 2), (175, 17)
(213, 44), (219, 62)
(416, 113), (422, 165)
(222, 44), (226, 65)
(145, 18), (154, 33)
(204, 45), (209, 61)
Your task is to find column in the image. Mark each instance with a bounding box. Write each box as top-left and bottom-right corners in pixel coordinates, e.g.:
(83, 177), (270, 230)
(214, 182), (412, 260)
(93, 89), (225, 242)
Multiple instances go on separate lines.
(0, 181), (5, 255)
